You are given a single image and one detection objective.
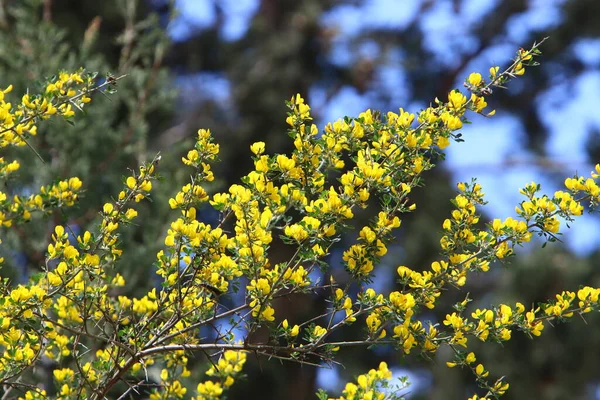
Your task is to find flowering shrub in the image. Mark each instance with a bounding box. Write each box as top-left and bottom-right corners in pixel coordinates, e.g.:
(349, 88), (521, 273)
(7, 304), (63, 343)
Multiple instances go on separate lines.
(1, 39), (599, 400)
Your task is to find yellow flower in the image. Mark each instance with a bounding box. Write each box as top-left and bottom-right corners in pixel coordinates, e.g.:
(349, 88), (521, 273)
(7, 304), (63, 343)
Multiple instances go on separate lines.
(465, 352), (476, 364)
(514, 62), (525, 75)
(490, 66), (499, 78)
(313, 325), (327, 337)
(250, 141), (266, 155)
(290, 325), (300, 337)
(441, 112), (462, 130)
(53, 368), (75, 382)
(448, 90), (467, 112)
(197, 381), (223, 396)
(475, 364), (488, 377)
(261, 306), (275, 321)
(284, 224), (308, 241)
(125, 208), (138, 219)
(468, 72), (483, 86)
(470, 94), (487, 112)
(103, 203), (114, 214)
(139, 180), (152, 192)
(343, 297), (353, 310)
(126, 176), (136, 189)
(182, 149), (199, 165)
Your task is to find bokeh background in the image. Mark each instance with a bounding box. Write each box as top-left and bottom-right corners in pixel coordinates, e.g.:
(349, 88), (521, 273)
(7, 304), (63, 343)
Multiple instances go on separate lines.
(2, 0), (600, 398)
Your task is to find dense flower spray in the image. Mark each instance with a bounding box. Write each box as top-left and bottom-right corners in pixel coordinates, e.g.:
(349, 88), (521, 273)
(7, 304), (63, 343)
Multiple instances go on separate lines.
(1, 40), (600, 400)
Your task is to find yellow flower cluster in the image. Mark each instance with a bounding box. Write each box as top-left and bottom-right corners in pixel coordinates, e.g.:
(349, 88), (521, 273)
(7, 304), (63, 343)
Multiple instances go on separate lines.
(320, 40), (600, 400)
(0, 70), (101, 236)
(150, 367), (189, 399)
(0, 177), (83, 230)
(1, 70), (94, 149)
(5, 40), (600, 400)
(149, 350), (247, 400)
(325, 362), (402, 400)
(202, 350), (247, 390)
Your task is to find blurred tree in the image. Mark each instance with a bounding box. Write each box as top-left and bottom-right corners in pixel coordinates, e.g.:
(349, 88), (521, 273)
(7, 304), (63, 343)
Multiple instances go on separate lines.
(0, 0), (179, 297)
(3, 0), (600, 398)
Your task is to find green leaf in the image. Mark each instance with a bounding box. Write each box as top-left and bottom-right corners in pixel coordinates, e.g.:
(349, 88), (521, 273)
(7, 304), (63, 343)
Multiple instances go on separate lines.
(315, 389), (329, 400)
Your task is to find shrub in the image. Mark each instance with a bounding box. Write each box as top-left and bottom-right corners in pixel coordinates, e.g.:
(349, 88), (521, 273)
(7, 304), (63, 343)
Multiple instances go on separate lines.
(1, 39), (599, 400)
